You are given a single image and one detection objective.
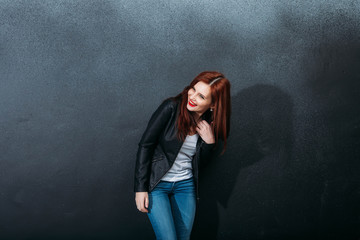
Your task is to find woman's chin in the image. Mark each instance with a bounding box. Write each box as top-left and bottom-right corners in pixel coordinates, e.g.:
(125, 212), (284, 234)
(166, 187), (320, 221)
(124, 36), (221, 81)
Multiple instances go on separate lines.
(186, 105), (194, 112)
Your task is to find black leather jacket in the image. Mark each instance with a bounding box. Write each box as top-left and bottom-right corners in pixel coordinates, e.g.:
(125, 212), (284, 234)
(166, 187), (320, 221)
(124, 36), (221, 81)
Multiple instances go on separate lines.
(134, 97), (215, 200)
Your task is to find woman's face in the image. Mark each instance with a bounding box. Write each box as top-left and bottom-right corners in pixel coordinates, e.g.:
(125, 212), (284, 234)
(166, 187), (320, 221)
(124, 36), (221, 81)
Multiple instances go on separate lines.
(187, 81), (213, 118)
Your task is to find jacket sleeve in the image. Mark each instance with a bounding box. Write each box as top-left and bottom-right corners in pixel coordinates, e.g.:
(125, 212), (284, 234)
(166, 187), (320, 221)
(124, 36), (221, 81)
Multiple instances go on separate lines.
(199, 141), (222, 169)
(199, 139), (224, 170)
(134, 99), (175, 192)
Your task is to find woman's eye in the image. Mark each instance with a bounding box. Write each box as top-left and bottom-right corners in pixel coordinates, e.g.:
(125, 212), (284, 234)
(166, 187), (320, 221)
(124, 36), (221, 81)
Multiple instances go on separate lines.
(200, 95), (205, 99)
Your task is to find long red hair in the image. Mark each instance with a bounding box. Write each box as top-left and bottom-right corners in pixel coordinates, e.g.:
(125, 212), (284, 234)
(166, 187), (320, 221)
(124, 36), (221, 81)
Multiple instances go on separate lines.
(172, 71), (231, 153)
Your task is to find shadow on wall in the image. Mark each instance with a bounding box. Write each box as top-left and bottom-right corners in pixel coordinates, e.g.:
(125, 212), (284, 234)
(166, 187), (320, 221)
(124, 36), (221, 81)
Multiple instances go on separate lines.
(193, 11), (360, 240)
(192, 84), (294, 240)
(277, 8), (360, 239)
(303, 19), (360, 240)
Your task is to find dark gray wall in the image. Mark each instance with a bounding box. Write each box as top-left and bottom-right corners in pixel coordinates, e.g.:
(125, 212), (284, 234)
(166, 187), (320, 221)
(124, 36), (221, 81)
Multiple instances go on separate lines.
(1, 0), (359, 239)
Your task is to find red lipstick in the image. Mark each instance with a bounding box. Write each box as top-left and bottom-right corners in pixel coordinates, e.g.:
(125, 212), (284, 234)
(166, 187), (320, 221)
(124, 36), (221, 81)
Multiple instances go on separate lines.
(188, 100), (196, 107)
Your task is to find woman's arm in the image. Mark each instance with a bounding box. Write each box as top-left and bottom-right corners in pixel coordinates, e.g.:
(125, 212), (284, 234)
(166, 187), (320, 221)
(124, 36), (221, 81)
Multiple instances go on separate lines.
(134, 99), (175, 192)
(196, 120), (217, 169)
(199, 142), (216, 169)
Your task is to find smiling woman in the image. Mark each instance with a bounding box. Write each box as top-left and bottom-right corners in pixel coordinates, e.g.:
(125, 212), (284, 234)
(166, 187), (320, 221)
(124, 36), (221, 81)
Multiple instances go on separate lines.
(134, 71), (231, 240)
(176, 72), (231, 150)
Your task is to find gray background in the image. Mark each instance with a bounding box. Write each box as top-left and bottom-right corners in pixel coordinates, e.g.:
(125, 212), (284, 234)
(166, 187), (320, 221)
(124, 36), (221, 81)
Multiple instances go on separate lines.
(1, 0), (359, 239)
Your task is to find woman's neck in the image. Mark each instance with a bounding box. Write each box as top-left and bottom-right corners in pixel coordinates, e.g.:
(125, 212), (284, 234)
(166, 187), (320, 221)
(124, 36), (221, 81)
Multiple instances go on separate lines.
(192, 112), (202, 122)
(187, 115), (199, 136)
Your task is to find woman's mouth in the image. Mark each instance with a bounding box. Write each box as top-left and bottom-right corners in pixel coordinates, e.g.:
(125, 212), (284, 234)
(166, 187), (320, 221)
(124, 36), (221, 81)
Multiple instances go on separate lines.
(188, 100), (196, 107)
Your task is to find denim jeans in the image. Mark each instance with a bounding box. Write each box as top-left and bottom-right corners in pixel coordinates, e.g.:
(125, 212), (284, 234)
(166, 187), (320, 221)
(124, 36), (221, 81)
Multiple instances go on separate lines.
(147, 177), (196, 240)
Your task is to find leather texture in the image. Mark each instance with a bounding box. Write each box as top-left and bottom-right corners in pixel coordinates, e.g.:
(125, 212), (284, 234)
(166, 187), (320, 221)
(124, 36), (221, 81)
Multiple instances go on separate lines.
(134, 97), (215, 198)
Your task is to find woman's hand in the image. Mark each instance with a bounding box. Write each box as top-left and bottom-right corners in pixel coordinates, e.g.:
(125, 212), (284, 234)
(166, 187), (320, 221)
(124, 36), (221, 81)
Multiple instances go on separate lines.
(196, 120), (215, 144)
(135, 192), (149, 213)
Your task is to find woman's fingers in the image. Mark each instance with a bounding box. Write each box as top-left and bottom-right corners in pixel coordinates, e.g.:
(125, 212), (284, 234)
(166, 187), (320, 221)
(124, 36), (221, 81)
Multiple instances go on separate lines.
(141, 203), (148, 212)
(196, 121), (203, 131)
(139, 194), (149, 213)
(196, 121), (204, 134)
(201, 120), (210, 128)
(135, 196), (141, 210)
(145, 195), (149, 209)
(196, 120), (210, 132)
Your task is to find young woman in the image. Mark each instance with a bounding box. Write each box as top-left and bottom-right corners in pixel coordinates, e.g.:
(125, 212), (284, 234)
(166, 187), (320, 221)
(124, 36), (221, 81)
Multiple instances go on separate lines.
(134, 71), (231, 240)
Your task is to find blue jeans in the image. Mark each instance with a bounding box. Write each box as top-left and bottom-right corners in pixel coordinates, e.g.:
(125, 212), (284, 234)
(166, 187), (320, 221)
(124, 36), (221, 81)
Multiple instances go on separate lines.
(147, 177), (196, 240)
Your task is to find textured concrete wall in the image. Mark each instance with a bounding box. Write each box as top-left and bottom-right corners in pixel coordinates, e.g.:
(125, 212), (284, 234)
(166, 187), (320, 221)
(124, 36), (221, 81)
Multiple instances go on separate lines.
(0, 0), (359, 239)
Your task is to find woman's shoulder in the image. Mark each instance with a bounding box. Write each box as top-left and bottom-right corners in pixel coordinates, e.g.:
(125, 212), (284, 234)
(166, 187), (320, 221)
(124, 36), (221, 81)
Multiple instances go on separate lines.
(150, 97), (180, 117)
(160, 97), (180, 109)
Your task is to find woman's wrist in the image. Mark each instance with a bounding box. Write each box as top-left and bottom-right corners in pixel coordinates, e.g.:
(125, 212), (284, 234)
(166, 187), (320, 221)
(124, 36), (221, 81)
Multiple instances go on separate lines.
(204, 139), (215, 144)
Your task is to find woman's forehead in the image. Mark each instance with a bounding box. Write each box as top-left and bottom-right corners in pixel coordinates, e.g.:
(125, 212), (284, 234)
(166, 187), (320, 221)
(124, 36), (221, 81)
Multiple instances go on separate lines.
(193, 81), (211, 96)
